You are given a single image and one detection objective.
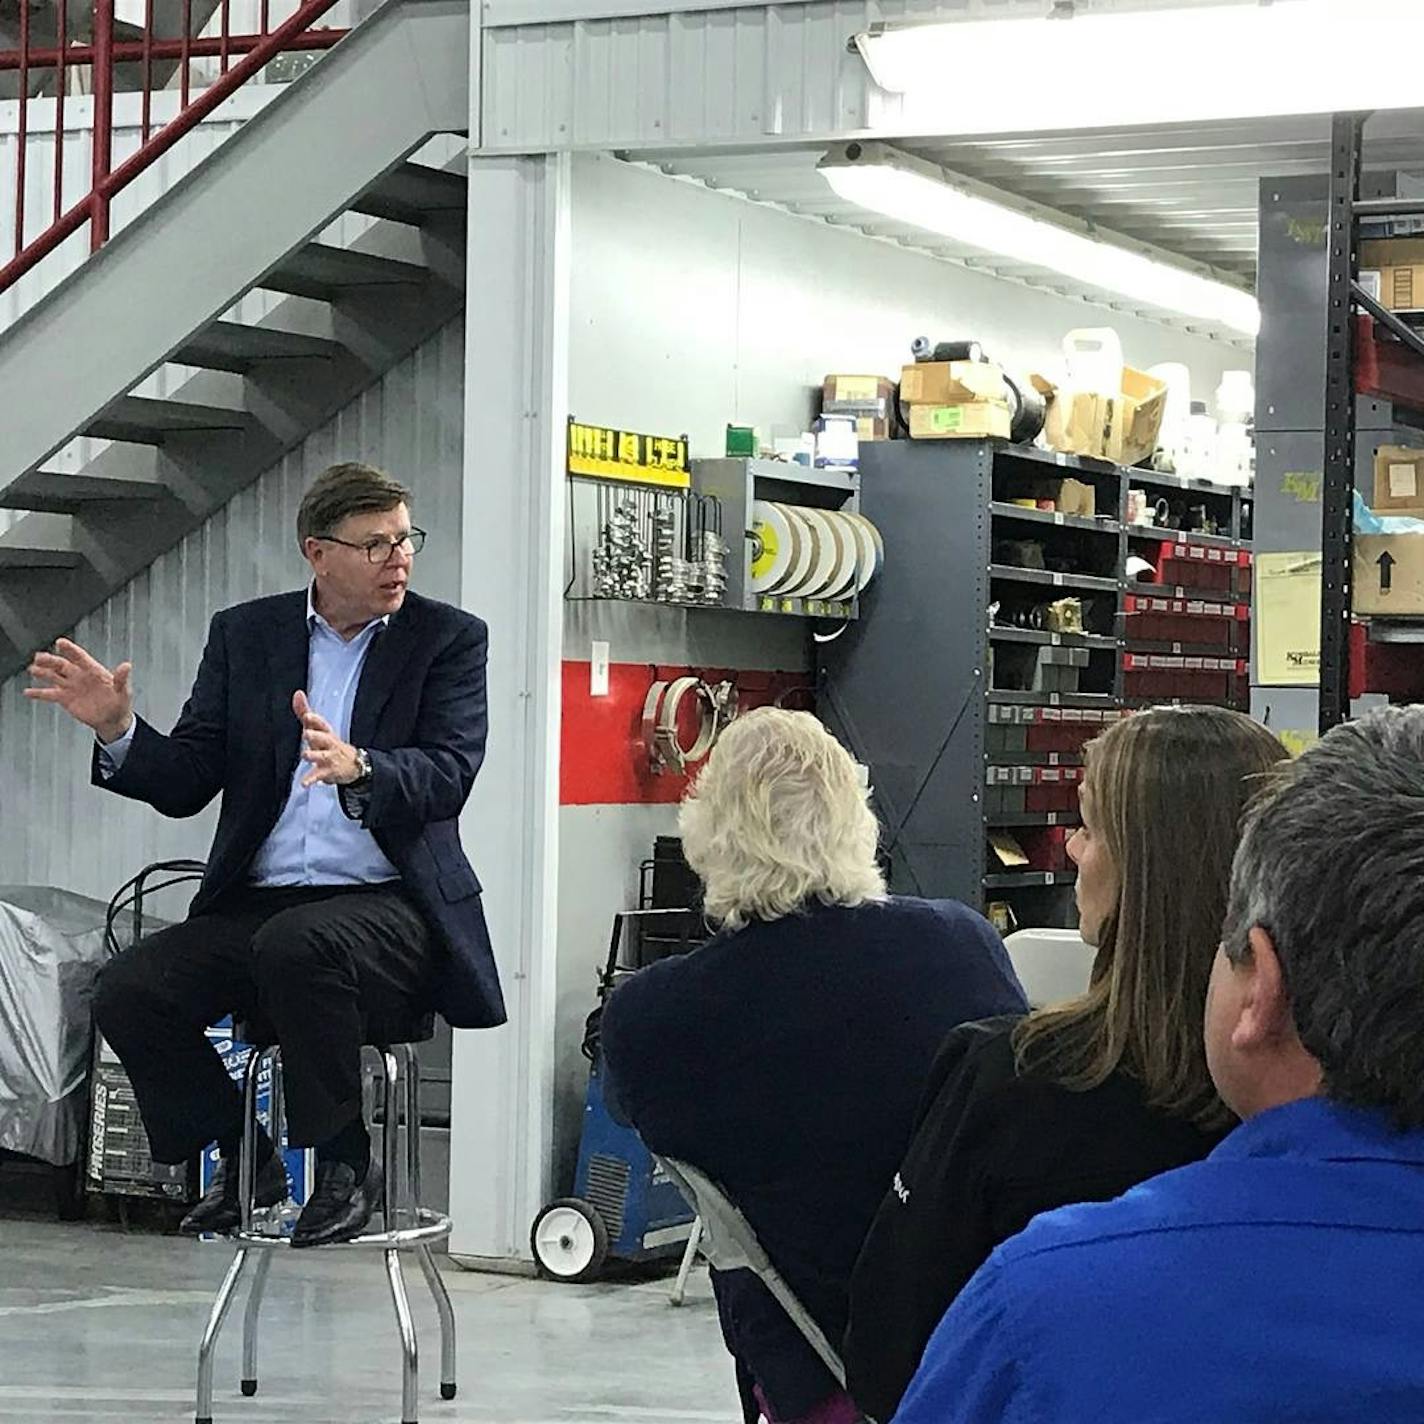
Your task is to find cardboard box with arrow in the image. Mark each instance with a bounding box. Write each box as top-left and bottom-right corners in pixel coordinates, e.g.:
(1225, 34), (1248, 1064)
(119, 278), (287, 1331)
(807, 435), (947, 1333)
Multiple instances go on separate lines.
(1355, 534), (1424, 616)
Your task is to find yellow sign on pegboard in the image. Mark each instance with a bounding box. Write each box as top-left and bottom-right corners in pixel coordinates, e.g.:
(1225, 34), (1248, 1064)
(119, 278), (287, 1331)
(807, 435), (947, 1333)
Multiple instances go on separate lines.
(567, 420), (690, 488)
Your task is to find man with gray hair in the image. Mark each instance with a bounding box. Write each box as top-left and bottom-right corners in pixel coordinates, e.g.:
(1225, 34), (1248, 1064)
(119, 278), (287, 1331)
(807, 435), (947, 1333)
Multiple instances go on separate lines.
(28, 463), (501, 1248)
(892, 706), (1424, 1423)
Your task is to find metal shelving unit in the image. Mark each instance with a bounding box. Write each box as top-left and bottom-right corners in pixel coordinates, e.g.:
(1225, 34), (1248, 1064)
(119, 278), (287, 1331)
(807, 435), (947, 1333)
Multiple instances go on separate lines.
(989, 501), (1120, 536)
(820, 437), (1252, 928)
(1320, 112), (1424, 731)
(990, 564), (1120, 593)
(693, 457), (863, 621)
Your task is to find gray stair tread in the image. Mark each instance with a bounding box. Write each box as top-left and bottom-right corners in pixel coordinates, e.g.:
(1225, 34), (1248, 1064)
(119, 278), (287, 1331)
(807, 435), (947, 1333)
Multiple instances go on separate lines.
(352, 162), (467, 227)
(174, 321), (344, 372)
(0, 546), (83, 569)
(262, 243), (432, 300)
(0, 470), (165, 514)
(85, 395), (251, 444)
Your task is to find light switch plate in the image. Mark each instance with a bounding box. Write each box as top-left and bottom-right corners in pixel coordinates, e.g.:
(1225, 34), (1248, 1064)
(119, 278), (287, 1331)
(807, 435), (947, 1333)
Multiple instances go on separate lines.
(590, 641), (610, 697)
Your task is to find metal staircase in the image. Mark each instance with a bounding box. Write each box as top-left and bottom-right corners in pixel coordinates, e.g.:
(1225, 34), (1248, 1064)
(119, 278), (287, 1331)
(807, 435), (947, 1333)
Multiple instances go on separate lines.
(0, 0), (469, 677)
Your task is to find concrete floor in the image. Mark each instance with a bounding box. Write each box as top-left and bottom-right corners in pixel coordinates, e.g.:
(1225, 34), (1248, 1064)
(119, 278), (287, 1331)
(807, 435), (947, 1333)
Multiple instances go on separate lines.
(0, 1212), (737, 1424)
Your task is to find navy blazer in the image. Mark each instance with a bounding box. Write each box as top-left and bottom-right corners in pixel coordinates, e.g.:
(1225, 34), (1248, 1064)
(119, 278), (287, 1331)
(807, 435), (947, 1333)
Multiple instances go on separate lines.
(93, 588), (504, 1030)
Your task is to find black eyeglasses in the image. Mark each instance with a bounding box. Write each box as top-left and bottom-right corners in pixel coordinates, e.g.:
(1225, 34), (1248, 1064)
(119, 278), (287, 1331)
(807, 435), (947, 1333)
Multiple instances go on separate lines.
(316, 528), (427, 564)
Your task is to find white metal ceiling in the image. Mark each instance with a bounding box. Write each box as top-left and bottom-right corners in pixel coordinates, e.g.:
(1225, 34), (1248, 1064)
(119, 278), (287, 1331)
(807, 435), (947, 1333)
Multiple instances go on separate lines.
(627, 111), (1424, 345)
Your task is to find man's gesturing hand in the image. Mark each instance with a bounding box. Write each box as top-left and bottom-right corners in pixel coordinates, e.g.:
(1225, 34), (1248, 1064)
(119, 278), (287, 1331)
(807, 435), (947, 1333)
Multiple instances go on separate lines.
(293, 690), (362, 788)
(25, 639), (135, 743)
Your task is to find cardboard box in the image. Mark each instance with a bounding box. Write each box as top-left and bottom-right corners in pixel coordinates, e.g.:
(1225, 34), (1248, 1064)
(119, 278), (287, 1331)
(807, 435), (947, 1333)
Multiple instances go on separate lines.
(1358, 240), (1424, 311)
(909, 402), (1013, 440)
(850, 416), (890, 442)
(1355, 239), (1424, 311)
(1354, 533), (1424, 615)
(822, 375), (895, 442)
(900, 361), (1009, 407)
(1386, 267), (1424, 311)
(1372, 446), (1424, 514)
(1057, 477), (1097, 518)
(1361, 238), (1424, 267)
(1032, 367), (1168, 466)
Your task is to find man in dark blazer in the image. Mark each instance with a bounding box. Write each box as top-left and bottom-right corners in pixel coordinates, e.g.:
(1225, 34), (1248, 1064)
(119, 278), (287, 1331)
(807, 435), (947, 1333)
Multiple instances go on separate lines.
(26, 462), (501, 1247)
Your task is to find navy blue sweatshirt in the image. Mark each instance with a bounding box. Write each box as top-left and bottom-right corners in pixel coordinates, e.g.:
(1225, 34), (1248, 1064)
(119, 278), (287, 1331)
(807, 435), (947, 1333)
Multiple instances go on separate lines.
(601, 896), (1027, 1417)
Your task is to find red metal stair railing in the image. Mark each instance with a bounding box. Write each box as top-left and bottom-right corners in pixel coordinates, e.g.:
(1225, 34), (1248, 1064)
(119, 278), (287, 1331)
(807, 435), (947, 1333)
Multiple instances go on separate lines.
(1, 0), (349, 298)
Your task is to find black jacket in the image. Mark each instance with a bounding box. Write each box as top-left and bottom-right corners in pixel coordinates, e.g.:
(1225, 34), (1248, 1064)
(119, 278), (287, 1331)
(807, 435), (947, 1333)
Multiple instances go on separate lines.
(844, 1016), (1224, 1422)
(93, 588), (504, 1029)
(600, 896), (1027, 1418)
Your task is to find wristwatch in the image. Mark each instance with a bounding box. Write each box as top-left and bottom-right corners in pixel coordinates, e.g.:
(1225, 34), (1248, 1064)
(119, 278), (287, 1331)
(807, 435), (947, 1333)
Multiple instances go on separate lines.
(351, 747), (374, 787)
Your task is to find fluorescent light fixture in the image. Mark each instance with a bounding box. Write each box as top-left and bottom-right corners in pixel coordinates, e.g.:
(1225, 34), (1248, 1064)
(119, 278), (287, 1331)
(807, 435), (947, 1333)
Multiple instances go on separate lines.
(818, 144), (1259, 336)
(855, 0), (1424, 132)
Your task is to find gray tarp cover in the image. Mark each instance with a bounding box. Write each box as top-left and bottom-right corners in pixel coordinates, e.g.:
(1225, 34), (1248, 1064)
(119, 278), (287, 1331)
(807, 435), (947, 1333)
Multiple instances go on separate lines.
(0, 887), (110, 1165)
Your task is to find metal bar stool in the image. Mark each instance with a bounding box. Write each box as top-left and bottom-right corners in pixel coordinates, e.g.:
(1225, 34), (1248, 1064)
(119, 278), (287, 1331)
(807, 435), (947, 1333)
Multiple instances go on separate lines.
(194, 1013), (456, 1424)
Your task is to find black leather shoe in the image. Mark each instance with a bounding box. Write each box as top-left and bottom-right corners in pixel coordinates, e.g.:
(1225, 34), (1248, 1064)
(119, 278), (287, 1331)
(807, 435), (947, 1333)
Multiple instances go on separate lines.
(290, 1159), (383, 1249)
(180, 1153), (290, 1236)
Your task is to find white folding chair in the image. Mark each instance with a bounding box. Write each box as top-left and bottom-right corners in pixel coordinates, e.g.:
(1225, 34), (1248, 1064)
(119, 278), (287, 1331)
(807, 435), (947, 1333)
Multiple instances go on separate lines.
(657, 1156), (846, 1387)
(1003, 927), (1096, 1007)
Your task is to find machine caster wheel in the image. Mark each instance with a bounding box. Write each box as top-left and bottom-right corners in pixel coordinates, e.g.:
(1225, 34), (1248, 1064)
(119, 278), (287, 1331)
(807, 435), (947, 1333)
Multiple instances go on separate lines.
(441, 1383), (457, 1400)
(530, 1198), (609, 1283)
(240, 1379), (258, 1397)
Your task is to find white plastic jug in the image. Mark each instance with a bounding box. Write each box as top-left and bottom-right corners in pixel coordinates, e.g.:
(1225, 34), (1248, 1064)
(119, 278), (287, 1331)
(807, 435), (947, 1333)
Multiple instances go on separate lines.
(1149, 362), (1192, 467)
(1062, 328), (1125, 393)
(1216, 370), (1254, 425)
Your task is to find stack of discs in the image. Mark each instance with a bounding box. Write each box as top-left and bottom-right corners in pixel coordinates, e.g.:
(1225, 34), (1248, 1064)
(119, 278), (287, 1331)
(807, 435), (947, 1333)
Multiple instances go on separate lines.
(749, 500), (884, 602)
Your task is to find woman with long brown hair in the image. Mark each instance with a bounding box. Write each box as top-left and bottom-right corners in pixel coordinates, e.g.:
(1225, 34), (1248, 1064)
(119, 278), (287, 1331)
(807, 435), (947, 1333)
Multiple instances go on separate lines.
(842, 706), (1285, 1423)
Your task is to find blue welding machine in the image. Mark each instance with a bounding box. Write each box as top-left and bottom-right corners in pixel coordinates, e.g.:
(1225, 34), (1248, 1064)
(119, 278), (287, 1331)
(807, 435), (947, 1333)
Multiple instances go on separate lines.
(530, 907), (703, 1282)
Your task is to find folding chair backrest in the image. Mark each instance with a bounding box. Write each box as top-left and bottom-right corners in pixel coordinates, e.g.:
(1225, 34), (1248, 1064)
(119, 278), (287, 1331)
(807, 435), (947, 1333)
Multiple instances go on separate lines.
(658, 1155), (847, 1387)
(1003, 927), (1096, 1007)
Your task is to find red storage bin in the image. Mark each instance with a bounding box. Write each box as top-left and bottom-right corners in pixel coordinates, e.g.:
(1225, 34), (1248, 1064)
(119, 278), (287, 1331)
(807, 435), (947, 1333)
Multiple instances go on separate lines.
(1024, 765), (1084, 814)
(1124, 653), (1249, 707)
(1013, 825), (1071, 872)
(1124, 595), (1250, 653)
(1149, 543), (1253, 598)
(1349, 620), (1424, 701)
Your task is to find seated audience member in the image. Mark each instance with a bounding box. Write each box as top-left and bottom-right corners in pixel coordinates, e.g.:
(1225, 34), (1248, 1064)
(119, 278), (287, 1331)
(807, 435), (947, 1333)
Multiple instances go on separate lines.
(893, 706), (1424, 1424)
(846, 706), (1284, 1422)
(599, 708), (1027, 1424)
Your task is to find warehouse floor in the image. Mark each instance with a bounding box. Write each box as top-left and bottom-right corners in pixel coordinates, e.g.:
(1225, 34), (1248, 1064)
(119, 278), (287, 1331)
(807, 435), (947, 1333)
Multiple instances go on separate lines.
(0, 1211), (733, 1424)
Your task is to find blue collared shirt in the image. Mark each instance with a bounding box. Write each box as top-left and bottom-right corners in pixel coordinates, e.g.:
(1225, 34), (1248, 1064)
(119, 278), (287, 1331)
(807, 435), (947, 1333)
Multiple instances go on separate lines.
(893, 1096), (1424, 1424)
(101, 588), (398, 888)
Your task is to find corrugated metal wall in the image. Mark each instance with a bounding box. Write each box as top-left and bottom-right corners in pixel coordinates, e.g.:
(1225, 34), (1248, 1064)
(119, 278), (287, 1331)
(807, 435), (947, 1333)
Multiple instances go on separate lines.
(0, 316), (465, 899)
(478, 0), (1252, 153)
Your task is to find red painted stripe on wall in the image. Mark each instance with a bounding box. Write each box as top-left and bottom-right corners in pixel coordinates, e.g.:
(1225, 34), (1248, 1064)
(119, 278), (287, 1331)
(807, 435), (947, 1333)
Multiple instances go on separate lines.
(560, 661), (813, 806)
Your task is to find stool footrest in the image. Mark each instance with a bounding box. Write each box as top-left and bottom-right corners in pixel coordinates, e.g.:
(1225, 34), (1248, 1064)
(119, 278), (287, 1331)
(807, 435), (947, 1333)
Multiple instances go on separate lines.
(232, 1209), (452, 1251)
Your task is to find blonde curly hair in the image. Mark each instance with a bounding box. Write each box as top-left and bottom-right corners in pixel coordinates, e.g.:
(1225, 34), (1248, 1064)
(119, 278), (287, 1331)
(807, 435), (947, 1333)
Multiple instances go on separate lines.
(679, 707), (886, 930)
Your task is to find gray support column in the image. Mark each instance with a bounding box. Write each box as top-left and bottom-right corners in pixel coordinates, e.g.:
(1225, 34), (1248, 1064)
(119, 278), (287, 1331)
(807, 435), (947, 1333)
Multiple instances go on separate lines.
(448, 152), (569, 1263)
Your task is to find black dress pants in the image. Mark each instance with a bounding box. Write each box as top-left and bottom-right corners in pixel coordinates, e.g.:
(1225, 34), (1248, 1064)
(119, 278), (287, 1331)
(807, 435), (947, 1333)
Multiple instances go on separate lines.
(92, 882), (435, 1163)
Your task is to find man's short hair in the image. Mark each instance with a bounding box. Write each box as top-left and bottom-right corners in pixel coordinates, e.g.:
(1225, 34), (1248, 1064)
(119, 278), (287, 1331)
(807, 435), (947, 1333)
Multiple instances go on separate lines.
(1221, 706), (1424, 1126)
(296, 463), (412, 546)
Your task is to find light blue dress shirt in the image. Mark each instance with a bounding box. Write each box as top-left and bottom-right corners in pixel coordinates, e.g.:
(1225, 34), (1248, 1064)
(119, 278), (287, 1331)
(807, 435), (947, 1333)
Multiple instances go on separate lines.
(100, 587), (398, 888)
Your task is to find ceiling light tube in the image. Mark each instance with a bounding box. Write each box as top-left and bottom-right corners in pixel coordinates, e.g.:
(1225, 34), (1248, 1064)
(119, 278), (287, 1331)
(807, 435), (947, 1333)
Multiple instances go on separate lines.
(818, 143), (1260, 336)
(854, 0), (1424, 133)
